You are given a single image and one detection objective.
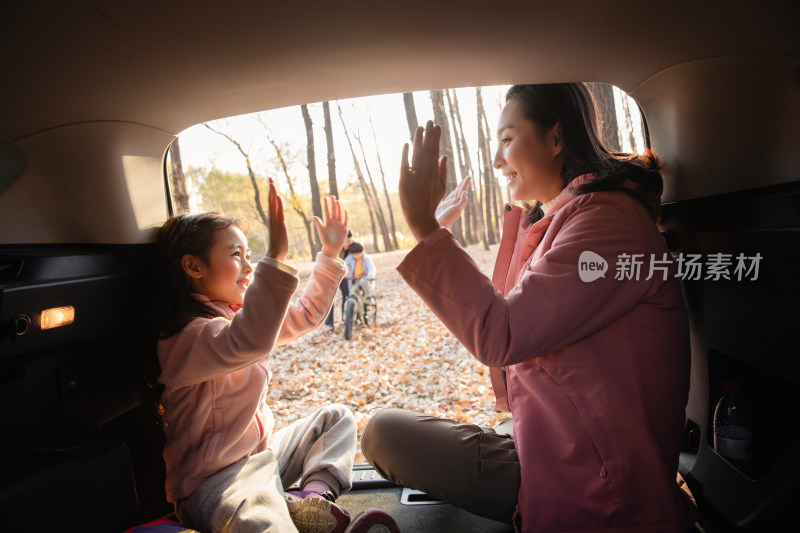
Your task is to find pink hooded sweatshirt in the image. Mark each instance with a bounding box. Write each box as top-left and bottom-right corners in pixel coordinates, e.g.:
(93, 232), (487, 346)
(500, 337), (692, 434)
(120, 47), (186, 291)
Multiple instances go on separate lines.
(397, 174), (697, 532)
(157, 253), (345, 504)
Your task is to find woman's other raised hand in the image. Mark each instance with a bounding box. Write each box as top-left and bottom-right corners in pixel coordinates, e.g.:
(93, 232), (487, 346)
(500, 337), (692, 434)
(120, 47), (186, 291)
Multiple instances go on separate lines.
(266, 178), (289, 262)
(435, 175), (471, 231)
(314, 195), (349, 259)
(399, 120), (447, 242)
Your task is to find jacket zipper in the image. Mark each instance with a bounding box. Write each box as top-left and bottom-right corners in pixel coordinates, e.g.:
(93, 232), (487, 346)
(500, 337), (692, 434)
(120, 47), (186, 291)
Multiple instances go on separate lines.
(255, 362), (270, 440)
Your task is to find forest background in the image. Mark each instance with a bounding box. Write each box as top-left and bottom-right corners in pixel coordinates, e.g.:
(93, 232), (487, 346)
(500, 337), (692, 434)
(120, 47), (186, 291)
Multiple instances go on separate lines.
(167, 84), (644, 260)
(166, 84), (645, 460)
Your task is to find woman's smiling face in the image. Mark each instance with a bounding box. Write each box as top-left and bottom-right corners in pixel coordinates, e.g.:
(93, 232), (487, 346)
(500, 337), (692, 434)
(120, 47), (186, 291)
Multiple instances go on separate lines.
(493, 98), (565, 205)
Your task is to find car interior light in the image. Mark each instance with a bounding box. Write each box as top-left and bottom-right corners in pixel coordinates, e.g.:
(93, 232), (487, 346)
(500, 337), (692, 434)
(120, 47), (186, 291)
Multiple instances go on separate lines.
(40, 306), (75, 330)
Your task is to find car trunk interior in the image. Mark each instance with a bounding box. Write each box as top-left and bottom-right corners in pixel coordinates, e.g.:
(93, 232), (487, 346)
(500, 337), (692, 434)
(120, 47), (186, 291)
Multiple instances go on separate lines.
(1, 2), (797, 531)
(2, 121), (798, 533)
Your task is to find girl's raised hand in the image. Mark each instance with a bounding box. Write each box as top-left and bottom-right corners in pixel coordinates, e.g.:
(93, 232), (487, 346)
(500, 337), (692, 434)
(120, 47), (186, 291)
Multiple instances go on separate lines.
(399, 120), (446, 242)
(435, 175), (472, 231)
(266, 178), (289, 262)
(314, 196), (349, 259)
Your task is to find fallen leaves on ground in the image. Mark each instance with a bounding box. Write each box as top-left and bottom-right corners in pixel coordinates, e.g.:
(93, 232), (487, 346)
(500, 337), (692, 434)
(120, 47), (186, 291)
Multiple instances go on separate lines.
(266, 242), (509, 463)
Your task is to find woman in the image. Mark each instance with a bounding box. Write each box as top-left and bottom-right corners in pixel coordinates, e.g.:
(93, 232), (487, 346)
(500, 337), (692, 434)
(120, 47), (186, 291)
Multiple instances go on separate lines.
(362, 84), (697, 532)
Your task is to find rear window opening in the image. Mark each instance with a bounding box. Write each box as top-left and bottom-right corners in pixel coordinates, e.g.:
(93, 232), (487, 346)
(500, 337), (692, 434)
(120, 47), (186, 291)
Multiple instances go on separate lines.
(165, 83), (647, 462)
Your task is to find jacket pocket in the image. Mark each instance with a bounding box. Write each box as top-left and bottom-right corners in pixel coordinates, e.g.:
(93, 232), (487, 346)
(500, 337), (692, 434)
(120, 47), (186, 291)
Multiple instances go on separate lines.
(478, 429), (519, 471)
(541, 366), (624, 507)
(203, 408), (224, 464)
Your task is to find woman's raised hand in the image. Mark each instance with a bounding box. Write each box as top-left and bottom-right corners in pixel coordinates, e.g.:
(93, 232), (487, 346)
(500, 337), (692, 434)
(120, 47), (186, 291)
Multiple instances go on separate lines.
(435, 175), (472, 231)
(399, 121), (447, 242)
(266, 178), (289, 262)
(314, 196), (349, 259)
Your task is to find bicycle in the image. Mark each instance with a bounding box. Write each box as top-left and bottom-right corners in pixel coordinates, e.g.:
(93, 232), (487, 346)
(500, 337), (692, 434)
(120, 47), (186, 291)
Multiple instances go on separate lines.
(343, 279), (377, 340)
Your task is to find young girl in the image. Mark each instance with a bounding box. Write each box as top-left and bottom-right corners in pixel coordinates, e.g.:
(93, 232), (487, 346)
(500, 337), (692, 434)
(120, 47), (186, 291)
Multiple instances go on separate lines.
(155, 179), (398, 533)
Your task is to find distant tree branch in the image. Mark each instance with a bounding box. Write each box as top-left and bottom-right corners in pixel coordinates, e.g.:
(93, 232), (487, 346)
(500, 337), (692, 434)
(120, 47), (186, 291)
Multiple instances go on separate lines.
(202, 122), (268, 227)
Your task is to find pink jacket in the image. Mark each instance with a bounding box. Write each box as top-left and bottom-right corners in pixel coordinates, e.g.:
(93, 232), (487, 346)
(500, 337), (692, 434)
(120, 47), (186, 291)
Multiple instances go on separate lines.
(397, 174), (697, 532)
(158, 253), (345, 503)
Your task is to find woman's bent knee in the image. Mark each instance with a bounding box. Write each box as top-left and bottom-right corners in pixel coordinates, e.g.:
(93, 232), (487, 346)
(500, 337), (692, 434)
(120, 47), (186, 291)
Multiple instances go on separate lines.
(362, 409), (419, 466)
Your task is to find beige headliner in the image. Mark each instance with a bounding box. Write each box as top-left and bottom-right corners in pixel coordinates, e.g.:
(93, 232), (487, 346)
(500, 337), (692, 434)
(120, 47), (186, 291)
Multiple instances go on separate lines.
(2, 1), (797, 141)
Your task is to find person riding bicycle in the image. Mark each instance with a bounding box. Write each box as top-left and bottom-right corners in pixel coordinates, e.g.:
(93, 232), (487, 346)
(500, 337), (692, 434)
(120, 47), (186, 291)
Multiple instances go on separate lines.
(344, 242), (375, 302)
(325, 230), (354, 331)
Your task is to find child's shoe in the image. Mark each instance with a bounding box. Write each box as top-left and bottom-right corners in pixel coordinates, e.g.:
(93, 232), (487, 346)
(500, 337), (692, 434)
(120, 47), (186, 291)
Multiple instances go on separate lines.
(344, 509), (400, 533)
(284, 490), (351, 533)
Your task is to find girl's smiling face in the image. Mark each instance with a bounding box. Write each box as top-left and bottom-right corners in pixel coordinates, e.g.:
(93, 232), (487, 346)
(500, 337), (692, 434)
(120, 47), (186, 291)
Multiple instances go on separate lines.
(493, 98), (565, 205)
(182, 225), (253, 307)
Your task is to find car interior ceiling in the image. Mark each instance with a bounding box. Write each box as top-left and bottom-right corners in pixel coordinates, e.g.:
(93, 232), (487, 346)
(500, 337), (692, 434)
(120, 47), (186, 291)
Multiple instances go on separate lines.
(1, 2), (798, 531)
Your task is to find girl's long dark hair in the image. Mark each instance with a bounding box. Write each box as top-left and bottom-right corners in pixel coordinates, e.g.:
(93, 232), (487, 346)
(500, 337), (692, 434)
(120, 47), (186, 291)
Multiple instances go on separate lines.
(145, 213), (245, 424)
(505, 83), (663, 224)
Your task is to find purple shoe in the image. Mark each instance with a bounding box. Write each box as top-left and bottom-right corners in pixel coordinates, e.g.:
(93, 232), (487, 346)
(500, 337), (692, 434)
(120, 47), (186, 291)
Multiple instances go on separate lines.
(284, 490), (351, 533)
(344, 509), (400, 533)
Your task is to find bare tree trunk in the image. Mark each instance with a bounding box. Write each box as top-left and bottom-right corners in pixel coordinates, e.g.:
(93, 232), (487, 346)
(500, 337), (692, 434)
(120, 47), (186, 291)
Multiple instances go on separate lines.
(359, 136), (393, 251)
(266, 136), (316, 261)
(203, 122), (268, 228)
(479, 99), (503, 232)
(475, 147), (490, 250)
(430, 89), (465, 246)
(470, 172), (487, 250)
(620, 96), (638, 152)
(476, 89), (496, 245)
(168, 138), (190, 213)
(351, 108), (393, 251)
(337, 103), (380, 253)
(446, 89), (478, 245)
(452, 90), (484, 246)
(586, 82), (621, 152)
(452, 89), (482, 245)
(360, 188), (379, 254)
(402, 92), (419, 141)
(299, 213), (316, 260)
(301, 104), (322, 254)
(445, 89), (470, 242)
(322, 101), (339, 198)
(253, 117), (317, 260)
(368, 109), (399, 249)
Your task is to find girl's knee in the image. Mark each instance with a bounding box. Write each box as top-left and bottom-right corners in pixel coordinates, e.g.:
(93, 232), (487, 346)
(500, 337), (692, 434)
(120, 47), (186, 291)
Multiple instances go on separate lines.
(322, 403), (355, 427)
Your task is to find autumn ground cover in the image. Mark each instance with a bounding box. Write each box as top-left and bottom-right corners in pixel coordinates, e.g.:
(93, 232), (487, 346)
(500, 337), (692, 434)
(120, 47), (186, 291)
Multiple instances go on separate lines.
(266, 242), (508, 463)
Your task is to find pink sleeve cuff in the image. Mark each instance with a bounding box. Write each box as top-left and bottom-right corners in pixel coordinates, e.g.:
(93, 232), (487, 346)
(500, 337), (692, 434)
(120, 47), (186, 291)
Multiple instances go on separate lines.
(261, 256), (298, 276)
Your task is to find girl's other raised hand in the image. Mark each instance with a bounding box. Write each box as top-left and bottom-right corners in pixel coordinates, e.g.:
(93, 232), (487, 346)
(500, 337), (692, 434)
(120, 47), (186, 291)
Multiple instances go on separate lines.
(314, 196), (349, 259)
(266, 178), (289, 262)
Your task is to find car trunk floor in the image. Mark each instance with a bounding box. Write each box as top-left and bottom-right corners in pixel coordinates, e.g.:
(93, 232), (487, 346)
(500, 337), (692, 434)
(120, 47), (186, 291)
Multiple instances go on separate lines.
(337, 487), (515, 532)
